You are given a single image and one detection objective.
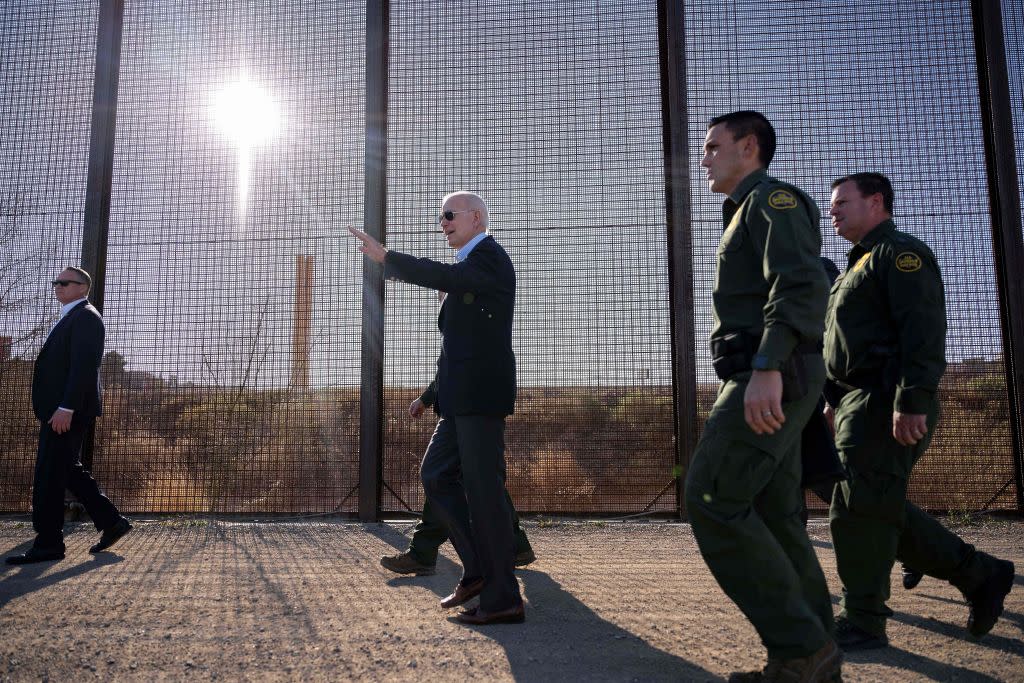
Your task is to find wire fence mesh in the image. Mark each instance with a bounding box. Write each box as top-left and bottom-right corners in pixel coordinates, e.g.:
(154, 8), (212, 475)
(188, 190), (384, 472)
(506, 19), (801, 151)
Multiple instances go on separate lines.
(382, 0), (676, 515)
(0, 1), (97, 512)
(96, 0), (366, 513)
(0, 0), (1019, 514)
(686, 0), (1017, 512)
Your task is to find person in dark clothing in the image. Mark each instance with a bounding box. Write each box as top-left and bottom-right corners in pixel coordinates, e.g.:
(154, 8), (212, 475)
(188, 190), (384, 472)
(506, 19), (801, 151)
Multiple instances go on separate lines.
(350, 191), (525, 625)
(6, 267), (131, 565)
(825, 173), (1014, 650)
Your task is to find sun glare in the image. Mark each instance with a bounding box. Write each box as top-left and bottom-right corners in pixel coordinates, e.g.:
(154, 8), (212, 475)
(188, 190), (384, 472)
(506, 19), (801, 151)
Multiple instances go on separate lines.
(212, 77), (280, 217)
(213, 78), (279, 145)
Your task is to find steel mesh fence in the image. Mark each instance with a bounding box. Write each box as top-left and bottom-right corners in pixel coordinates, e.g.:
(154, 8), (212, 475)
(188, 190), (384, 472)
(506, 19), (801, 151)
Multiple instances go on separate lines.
(1007, 0), (1024, 241)
(382, 0), (677, 514)
(686, 0), (1017, 512)
(0, 1), (1020, 515)
(0, 1), (97, 511)
(96, 1), (366, 513)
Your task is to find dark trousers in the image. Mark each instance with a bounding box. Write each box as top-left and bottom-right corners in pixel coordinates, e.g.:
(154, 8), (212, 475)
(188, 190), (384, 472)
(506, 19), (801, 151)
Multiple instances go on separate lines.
(830, 388), (991, 637)
(685, 360), (833, 660)
(420, 415), (521, 612)
(33, 417), (120, 551)
(409, 492), (531, 565)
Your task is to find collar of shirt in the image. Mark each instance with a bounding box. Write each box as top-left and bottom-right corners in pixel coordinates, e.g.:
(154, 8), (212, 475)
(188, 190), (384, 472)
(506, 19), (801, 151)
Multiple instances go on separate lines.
(59, 297), (88, 319)
(456, 232), (489, 262)
(722, 168), (769, 226)
(846, 219), (896, 264)
(856, 218), (896, 251)
(727, 168), (769, 206)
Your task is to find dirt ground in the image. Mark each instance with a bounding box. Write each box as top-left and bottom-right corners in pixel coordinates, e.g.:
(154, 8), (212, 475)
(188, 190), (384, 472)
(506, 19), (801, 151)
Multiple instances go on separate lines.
(0, 516), (1021, 682)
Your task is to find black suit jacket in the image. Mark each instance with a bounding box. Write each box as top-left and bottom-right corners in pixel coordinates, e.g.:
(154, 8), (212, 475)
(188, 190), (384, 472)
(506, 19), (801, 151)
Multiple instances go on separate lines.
(32, 300), (105, 421)
(385, 235), (516, 417)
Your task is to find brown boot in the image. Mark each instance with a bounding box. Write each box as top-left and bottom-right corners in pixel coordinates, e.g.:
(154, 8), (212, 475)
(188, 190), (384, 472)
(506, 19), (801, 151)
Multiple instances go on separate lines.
(728, 640), (842, 682)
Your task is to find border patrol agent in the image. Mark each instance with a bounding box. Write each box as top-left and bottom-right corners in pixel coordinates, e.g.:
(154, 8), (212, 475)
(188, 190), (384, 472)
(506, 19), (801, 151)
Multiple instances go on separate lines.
(686, 111), (841, 683)
(825, 172), (1015, 650)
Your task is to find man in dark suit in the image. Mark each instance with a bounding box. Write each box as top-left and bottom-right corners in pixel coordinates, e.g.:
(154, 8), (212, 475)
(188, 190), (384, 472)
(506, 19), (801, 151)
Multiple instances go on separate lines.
(349, 191), (524, 625)
(5, 267), (131, 565)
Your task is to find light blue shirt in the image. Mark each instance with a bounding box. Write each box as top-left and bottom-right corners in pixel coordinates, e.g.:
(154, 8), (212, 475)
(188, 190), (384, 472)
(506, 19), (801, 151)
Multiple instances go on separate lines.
(456, 232), (489, 262)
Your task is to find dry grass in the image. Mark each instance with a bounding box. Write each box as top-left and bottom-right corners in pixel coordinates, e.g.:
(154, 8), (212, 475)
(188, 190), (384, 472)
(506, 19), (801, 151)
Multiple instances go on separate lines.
(0, 357), (1017, 514)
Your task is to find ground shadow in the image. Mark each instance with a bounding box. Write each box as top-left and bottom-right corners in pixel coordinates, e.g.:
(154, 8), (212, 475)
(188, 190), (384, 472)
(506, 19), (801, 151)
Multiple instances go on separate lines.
(887, 607), (1024, 656)
(809, 537), (833, 550)
(0, 543), (123, 609)
(368, 525), (720, 680)
(451, 570), (721, 682)
(846, 643), (1004, 682)
(366, 523), (464, 599)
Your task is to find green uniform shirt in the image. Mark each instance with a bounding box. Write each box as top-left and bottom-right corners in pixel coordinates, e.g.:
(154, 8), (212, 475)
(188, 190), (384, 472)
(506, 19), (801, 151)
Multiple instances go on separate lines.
(824, 219), (947, 414)
(712, 169), (828, 368)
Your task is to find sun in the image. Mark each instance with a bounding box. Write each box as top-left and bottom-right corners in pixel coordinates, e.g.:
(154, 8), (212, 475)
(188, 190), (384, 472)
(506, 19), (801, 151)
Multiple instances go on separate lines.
(212, 77), (280, 217)
(213, 77), (279, 146)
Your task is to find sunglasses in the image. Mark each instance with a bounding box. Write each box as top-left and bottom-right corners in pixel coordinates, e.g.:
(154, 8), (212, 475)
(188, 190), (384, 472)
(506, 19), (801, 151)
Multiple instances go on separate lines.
(51, 280), (85, 287)
(437, 209), (474, 223)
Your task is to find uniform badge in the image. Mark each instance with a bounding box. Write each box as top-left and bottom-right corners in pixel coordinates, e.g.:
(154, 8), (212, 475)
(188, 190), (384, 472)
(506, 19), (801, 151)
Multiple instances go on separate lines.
(851, 252), (870, 272)
(895, 252), (922, 272)
(768, 189), (797, 210)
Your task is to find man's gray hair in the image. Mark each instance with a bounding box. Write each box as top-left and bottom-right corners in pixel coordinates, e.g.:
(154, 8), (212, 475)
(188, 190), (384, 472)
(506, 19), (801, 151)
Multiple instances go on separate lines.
(443, 191), (489, 228)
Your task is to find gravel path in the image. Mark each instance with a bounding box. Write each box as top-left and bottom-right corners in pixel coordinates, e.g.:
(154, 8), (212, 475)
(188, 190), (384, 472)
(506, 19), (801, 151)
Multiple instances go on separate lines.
(0, 517), (1021, 681)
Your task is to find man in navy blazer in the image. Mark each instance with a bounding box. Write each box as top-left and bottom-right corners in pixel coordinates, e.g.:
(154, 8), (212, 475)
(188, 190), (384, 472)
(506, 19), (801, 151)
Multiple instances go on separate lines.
(350, 191), (524, 624)
(5, 267), (131, 565)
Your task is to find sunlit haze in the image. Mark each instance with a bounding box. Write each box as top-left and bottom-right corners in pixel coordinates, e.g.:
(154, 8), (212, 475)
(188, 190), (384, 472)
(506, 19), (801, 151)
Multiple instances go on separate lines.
(212, 77), (279, 216)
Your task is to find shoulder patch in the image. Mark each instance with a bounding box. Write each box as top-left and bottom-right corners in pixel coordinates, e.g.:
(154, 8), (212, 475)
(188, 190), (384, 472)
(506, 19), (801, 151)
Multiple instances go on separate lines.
(768, 189), (798, 210)
(895, 252), (922, 273)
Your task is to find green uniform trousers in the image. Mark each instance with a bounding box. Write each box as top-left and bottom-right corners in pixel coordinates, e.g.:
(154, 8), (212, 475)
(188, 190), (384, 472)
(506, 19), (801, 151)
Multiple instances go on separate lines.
(829, 387), (993, 637)
(408, 492), (531, 565)
(685, 358), (833, 660)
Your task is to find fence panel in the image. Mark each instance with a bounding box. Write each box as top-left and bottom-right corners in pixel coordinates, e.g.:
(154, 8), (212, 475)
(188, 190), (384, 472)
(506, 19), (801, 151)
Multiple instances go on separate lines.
(685, 0), (1018, 512)
(382, 0), (677, 515)
(97, 1), (367, 513)
(0, 2), (98, 511)
(0, 1), (1020, 515)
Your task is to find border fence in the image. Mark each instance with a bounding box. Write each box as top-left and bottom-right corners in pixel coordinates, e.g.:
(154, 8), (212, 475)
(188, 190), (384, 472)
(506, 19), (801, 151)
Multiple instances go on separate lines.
(0, 0), (1021, 519)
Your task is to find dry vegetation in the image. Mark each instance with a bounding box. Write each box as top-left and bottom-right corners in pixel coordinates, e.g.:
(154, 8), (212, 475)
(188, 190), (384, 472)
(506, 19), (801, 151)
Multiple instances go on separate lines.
(0, 355), (1016, 515)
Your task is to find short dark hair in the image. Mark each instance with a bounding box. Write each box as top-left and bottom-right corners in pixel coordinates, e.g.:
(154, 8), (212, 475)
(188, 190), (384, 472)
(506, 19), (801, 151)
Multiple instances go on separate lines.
(63, 266), (92, 293)
(708, 110), (776, 167)
(831, 172), (894, 213)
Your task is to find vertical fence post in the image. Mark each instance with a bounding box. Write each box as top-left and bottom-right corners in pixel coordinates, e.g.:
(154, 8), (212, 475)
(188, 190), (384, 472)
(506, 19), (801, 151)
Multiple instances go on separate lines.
(972, 0), (1024, 513)
(359, 0), (389, 521)
(80, 0), (124, 470)
(657, 0), (699, 519)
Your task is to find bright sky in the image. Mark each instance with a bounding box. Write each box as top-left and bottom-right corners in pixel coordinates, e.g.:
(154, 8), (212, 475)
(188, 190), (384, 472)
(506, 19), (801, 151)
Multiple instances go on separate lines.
(2, 0), (1021, 389)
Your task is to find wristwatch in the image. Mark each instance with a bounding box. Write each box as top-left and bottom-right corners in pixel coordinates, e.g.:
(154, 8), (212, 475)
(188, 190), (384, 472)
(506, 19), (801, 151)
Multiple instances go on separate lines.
(750, 353), (783, 371)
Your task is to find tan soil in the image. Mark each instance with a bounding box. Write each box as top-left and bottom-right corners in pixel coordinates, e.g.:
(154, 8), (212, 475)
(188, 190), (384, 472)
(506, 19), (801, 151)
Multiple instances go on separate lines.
(0, 517), (1021, 681)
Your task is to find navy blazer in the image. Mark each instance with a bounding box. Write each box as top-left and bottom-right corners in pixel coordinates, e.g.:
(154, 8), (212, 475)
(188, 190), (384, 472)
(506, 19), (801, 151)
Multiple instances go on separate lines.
(385, 235), (516, 417)
(32, 301), (105, 421)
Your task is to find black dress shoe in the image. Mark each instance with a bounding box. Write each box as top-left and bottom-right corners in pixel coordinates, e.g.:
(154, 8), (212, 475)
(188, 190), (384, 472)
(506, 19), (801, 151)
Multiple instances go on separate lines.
(834, 617), (888, 651)
(5, 549), (65, 565)
(902, 564), (924, 590)
(456, 603), (525, 625)
(514, 548), (537, 568)
(440, 578), (485, 609)
(90, 517), (132, 553)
